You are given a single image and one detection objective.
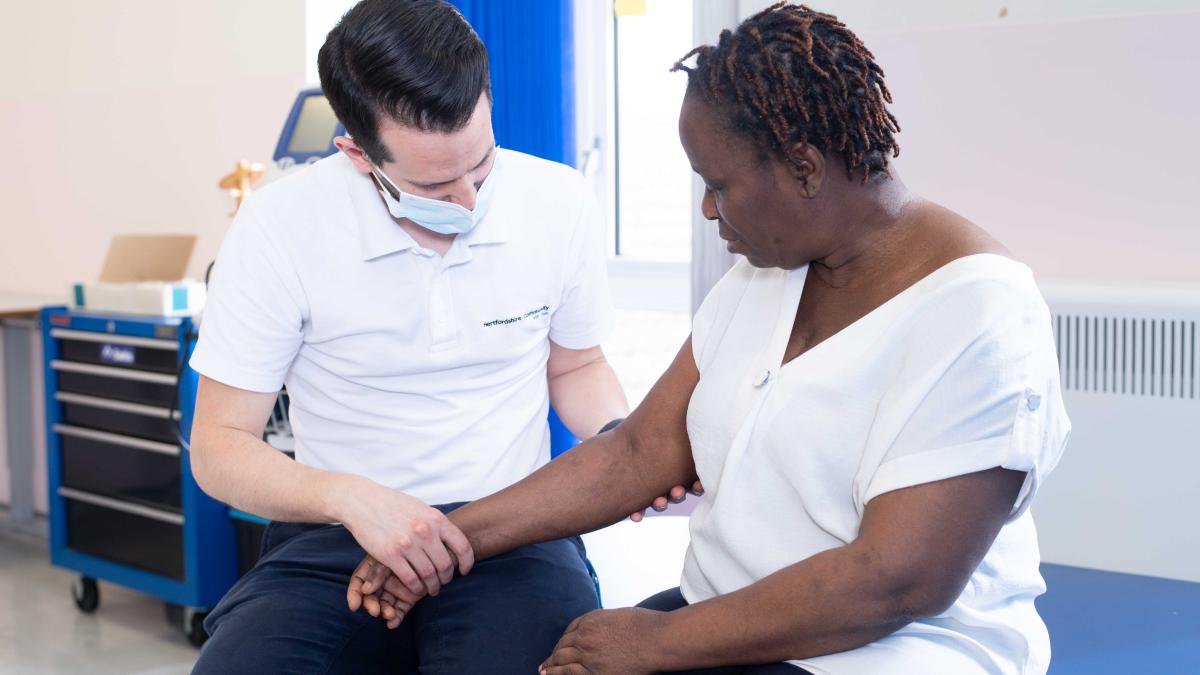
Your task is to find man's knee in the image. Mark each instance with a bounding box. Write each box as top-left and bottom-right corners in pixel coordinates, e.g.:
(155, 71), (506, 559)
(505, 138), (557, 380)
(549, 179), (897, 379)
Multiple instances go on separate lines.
(409, 538), (598, 674)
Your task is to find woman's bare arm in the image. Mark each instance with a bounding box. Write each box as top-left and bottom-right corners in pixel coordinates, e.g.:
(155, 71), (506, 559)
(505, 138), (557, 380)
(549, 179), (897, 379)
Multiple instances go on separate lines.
(350, 338), (701, 610)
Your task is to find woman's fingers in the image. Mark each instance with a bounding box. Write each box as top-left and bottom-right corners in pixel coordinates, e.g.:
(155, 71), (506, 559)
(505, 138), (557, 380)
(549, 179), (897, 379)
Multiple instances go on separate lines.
(668, 484), (687, 503)
(358, 557), (390, 595)
(362, 593), (381, 618)
(379, 591), (397, 621)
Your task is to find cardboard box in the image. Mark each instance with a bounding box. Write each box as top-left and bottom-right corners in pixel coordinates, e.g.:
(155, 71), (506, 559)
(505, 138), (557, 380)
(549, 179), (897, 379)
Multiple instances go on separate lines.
(72, 235), (206, 317)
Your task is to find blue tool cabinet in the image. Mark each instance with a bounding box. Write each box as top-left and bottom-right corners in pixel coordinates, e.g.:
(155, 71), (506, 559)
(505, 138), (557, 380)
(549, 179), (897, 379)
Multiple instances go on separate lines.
(41, 307), (237, 646)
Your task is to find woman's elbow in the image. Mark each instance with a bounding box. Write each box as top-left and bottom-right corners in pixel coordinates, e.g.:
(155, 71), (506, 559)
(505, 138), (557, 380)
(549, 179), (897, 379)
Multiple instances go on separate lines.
(888, 573), (968, 621)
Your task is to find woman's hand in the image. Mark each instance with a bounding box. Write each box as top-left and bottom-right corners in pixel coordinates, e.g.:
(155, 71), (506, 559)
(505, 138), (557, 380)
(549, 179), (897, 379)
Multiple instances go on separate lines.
(347, 554), (433, 629)
(630, 480), (704, 522)
(539, 608), (670, 675)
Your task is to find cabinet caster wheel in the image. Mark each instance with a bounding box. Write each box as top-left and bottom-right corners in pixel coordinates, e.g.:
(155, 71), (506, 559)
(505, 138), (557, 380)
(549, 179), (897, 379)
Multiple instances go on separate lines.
(72, 577), (99, 613)
(183, 607), (209, 648)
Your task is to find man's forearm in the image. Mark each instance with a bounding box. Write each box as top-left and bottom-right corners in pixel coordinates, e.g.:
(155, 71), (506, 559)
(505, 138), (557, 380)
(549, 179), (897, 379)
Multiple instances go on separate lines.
(548, 355), (629, 438)
(191, 425), (356, 523)
(448, 424), (695, 561)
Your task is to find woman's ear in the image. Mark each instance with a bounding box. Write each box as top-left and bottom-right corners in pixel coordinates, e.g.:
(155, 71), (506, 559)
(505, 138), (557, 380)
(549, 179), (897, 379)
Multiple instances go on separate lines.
(784, 142), (825, 198)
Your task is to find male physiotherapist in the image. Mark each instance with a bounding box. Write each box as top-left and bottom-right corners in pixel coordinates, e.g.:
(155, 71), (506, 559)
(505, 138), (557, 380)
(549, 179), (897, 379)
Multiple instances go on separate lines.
(188, 1), (674, 671)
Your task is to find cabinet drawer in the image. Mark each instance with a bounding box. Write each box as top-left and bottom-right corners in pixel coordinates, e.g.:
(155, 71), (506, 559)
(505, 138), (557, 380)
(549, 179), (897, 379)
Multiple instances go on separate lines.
(57, 424), (181, 511)
(50, 329), (179, 374)
(61, 487), (185, 580)
(53, 361), (177, 408)
(57, 392), (180, 444)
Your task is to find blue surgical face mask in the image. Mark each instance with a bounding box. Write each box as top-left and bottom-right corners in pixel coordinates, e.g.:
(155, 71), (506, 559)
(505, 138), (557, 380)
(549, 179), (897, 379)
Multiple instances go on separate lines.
(369, 149), (500, 236)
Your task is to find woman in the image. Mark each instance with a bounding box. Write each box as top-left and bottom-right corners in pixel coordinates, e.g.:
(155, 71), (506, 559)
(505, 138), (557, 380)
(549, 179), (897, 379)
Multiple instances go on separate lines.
(349, 4), (1069, 673)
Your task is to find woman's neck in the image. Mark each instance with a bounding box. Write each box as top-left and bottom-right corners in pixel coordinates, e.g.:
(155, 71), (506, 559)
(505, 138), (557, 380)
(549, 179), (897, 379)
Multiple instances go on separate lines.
(808, 176), (923, 289)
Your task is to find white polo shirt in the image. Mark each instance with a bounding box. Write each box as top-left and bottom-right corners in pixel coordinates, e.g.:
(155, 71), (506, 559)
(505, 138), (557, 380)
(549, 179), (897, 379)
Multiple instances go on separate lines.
(190, 148), (614, 505)
(683, 255), (1070, 674)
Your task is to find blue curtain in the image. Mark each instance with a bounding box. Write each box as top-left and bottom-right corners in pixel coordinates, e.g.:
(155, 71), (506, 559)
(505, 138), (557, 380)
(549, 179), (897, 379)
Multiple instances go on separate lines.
(451, 0), (581, 456)
(449, 0), (577, 168)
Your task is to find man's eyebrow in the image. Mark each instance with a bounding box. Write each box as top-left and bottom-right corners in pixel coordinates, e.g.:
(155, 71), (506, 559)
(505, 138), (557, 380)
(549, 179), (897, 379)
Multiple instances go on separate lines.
(409, 145), (495, 189)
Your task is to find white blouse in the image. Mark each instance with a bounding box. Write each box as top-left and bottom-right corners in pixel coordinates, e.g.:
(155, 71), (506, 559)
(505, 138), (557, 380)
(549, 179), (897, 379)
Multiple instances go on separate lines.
(681, 254), (1070, 675)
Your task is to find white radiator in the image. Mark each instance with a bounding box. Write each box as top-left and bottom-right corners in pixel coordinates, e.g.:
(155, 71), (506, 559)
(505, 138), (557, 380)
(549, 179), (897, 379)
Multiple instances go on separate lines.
(1035, 283), (1200, 582)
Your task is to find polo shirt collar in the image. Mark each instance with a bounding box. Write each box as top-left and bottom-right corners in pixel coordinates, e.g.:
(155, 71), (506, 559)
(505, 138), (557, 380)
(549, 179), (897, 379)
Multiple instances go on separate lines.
(349, 148), (511, 261)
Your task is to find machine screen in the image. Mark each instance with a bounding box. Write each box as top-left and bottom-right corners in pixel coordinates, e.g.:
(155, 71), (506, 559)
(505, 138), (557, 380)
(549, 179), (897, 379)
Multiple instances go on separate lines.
(286, 95), (340, 155)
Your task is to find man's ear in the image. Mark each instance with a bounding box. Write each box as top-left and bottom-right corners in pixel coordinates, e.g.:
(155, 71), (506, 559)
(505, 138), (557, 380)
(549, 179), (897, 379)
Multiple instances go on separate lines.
(784, 142), (825, 198)
(334, 136), (374, 176)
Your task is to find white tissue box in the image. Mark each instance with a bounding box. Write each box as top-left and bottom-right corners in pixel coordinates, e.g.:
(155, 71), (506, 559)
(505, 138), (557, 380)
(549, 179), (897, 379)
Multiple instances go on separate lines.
(71, 281), (206, 317)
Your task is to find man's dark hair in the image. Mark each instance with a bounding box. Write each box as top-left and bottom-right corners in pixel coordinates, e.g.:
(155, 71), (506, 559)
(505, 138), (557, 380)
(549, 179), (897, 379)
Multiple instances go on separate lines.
(672, 2), (900, 181)
(317, 0), (491, 164)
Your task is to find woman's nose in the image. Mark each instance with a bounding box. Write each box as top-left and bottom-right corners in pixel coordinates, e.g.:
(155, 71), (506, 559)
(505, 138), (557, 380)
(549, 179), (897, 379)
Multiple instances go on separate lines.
(701, 189), (719, 221)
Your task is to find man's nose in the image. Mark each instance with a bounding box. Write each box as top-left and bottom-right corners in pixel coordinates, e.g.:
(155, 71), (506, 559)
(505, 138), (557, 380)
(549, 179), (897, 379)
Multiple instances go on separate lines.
(445, 178), (479, 211)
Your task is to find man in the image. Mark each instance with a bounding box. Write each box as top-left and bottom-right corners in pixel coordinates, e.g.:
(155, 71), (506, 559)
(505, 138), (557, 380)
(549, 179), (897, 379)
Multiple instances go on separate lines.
(188, 1), (674, 671)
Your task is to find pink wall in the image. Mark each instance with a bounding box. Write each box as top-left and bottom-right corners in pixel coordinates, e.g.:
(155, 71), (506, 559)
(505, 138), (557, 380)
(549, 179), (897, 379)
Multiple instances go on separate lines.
(733, 3), (1200, 285)
(868, 11), (1200, 284)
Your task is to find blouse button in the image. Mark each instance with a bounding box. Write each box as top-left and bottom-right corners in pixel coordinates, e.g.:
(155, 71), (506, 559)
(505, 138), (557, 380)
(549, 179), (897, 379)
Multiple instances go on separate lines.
(1024, 387), (1042, 412)
(754, 369), (772, 388)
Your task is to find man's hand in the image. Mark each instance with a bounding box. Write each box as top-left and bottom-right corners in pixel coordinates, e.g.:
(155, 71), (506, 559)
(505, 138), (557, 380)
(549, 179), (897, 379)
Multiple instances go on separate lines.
(629, 480), (704, 522)
(538, 608), (670, 675)
(334, 475), (474, 597)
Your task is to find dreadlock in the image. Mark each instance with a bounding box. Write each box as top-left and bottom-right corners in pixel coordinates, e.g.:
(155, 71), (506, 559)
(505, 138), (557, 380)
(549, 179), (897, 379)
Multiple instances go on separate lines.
(671, 2), (900, 182)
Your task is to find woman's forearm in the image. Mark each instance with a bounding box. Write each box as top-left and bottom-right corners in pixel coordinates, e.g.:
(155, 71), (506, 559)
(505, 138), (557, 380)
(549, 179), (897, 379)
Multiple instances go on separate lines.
(652, 544), (920, 671)
(449, 339), (702, 562)
(448, 423), (697, 561)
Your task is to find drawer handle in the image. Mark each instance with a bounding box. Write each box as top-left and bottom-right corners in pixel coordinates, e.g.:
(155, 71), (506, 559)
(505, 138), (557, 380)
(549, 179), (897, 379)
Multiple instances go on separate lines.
(50, 328), (178, 352)
(55, 392), (181, 420)
(54, 424), (180, 456)
(52, 360), (178, 385)
(58, 487), (184, 525)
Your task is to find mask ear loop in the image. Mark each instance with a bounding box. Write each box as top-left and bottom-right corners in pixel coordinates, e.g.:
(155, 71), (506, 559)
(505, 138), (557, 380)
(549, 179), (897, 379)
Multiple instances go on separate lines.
(368, 163), (405, 201)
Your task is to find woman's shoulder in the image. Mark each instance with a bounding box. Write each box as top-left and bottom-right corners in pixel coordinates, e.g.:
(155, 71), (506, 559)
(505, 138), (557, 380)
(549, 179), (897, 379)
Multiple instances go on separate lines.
(903, 202), (1042, 313)
(900, 254), (1051, 366)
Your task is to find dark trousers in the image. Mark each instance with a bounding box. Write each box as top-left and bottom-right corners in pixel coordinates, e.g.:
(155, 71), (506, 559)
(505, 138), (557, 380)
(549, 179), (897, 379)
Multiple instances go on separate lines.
(637, 588), (812, 675)
(193, 502), (598, 674)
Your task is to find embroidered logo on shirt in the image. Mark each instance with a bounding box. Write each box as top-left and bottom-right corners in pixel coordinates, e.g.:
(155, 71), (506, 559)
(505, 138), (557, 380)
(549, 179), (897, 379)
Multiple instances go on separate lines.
(484, 305), (550, 327)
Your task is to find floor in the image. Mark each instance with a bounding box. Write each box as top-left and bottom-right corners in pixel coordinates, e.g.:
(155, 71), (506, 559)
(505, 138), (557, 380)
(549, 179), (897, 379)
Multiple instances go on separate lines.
(0, 516), (197, 675)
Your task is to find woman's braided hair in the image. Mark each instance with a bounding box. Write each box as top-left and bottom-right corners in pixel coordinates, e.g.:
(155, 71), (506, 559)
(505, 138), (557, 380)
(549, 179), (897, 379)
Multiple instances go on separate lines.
(672, 2), (901, 181)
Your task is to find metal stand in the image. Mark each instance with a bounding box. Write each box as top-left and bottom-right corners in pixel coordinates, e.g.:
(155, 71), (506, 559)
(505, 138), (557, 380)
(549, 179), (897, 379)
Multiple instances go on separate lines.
(1, 317), (36, 523)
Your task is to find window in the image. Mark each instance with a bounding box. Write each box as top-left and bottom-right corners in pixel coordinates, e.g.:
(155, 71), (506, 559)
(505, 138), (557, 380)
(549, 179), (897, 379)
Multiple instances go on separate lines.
(612, 0), (695, 262)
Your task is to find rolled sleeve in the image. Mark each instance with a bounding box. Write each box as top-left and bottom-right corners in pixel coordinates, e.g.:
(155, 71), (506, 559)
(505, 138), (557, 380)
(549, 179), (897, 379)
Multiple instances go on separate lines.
(861, 282), (1069, 521)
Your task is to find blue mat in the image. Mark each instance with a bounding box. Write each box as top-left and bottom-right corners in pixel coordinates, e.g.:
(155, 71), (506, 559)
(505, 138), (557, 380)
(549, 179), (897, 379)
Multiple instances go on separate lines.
(1039, 563), (1200, 674)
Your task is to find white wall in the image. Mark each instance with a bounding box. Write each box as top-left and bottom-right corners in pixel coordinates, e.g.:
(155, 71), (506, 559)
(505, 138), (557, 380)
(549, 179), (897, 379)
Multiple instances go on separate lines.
(0, 0), (308, 297)
(729, 0), (1200, 285)
(0, 0), (308, 512)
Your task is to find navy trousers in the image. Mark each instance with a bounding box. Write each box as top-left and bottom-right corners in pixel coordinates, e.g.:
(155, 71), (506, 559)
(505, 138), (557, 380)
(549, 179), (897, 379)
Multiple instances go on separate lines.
(637, 588), (812, 675)
(193, 503), (598, 674)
